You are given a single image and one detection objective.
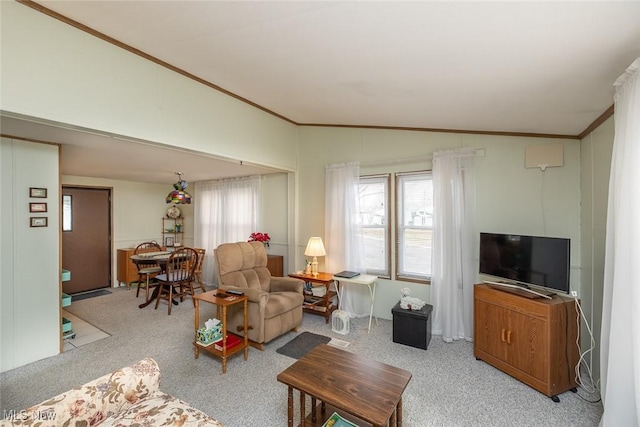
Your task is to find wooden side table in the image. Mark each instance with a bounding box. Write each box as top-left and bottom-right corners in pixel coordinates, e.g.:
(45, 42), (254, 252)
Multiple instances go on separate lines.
(193, 290), (248, 374)
(277, 344), (412, 427)
(288, 272), (336, 323)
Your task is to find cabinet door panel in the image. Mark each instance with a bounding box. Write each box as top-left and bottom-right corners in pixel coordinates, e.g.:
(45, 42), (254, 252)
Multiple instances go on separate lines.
(474, 299), (509, 362)
(507, 309), (549, 382)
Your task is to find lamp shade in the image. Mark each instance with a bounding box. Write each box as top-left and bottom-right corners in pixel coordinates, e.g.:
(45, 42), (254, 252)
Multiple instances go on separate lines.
(166, 190), (192, 204)
(304, 237), (326, 257)
(166, 172), (192, 204)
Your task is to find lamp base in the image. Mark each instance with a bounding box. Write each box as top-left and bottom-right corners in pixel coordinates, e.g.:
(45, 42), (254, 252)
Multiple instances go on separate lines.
(311, 258), (319, 277)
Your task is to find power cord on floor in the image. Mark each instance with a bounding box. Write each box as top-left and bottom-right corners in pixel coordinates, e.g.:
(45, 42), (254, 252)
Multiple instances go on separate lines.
(572, 297), (602, 403)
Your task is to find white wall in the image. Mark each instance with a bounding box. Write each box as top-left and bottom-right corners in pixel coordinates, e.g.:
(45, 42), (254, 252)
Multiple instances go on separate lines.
(1, 138), (60, 372)
(580, 116), (614, 382)
(0, 1), (298, 173)
(297, 126), (582, 320)
(259, 173), (292, 270)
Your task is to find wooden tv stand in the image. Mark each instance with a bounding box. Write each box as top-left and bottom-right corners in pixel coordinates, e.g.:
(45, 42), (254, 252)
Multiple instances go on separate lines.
(473, 284), (579, 402)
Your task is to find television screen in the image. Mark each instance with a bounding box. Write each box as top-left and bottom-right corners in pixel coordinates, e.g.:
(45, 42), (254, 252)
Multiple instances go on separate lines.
(479, 232), (570, 294)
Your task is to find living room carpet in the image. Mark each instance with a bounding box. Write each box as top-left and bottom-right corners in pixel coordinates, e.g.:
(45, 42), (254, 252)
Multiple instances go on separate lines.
(276, 331), (331, 359)
(1, 288), (604, 426)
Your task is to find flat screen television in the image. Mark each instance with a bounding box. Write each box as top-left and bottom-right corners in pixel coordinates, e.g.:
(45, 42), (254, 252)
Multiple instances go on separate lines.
(479, 232), (570, 296)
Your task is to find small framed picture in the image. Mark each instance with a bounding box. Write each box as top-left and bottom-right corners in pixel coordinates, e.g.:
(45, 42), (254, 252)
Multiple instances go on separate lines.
(165, 236), (175, 247)
(29, 187), (47, 198)
(29, 202), (47, 213)
(30, 217), (48, 227)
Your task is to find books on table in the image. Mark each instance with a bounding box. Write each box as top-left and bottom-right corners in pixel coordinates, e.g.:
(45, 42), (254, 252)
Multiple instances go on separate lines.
(334, 271), (360, 279)
(214, 333), (243, 351)
(322, 412), (359, 427)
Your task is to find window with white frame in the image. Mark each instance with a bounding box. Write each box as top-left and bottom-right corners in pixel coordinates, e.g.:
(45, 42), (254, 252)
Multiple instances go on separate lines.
(396, 171), (433, 282)
(358, 175), (390, 277)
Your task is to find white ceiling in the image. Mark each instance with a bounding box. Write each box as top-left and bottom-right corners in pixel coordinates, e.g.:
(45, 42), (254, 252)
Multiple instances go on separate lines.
(5, 1), (640, 183)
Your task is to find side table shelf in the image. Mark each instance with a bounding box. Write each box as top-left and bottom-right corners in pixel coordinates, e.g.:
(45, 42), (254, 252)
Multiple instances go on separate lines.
(288, 272), (337, 324)
(162, 217), (185, 249)
(193, 290), (249, 374)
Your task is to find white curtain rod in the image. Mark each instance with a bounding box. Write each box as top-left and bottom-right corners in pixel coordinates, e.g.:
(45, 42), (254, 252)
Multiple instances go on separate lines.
(360, 148), (485, 167)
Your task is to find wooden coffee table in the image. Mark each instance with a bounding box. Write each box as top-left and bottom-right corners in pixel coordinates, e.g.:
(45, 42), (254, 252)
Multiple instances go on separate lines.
(277, 344), (412, 427)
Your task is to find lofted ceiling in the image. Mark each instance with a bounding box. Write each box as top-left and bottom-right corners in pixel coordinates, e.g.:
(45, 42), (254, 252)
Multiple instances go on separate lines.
(5, 0), (640, 183)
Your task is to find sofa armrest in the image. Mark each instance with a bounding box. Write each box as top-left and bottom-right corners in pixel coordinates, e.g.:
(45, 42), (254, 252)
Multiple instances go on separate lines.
(10, 358), (160, 426)
(270, 277), (304, 293)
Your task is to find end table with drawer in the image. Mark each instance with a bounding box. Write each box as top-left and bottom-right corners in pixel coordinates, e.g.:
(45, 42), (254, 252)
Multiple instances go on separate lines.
(287, 272), (336, 323)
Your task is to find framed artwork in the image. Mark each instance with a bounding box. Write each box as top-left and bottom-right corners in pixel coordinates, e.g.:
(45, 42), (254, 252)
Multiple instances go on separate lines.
(29, 202), (47, 213)
(165, 236), (175, 247)
(30, 217), (48, 227)
(29, 187), (48, 198)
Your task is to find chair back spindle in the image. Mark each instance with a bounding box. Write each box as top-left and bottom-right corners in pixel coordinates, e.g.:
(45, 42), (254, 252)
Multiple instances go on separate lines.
(155, 247), (199, 315)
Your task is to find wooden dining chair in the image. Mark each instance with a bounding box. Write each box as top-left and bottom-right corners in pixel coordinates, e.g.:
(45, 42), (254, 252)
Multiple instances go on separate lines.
(193, 248), (207, 292)
(133, 241), (162, 300)
(154, 247), (198, 315)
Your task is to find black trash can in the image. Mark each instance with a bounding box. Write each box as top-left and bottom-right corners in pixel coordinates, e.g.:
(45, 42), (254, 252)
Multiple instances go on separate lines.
(391, 301), (433, 350)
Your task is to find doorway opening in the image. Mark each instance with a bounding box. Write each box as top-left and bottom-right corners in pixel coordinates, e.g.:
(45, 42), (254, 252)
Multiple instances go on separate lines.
(61, 186), (112, 295)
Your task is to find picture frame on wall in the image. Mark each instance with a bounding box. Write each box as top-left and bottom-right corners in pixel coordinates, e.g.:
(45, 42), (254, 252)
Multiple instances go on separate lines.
(30, 217), (48, 227)
(29, 187), (47, 198)
(29, 202), (47, 213)
(165, 236), (175, 247)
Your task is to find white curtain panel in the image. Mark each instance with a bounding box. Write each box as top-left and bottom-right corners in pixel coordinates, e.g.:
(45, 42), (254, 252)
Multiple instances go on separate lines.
(194, 176), (260, 285)
(600, 57), (640, 427)
(324, 162), (368, 317)
(430, 147), (477, 342)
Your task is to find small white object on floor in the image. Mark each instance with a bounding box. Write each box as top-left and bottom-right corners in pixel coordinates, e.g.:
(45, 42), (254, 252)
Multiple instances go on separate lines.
(332, 310), (350, 335)
(328, 338), (350, 348)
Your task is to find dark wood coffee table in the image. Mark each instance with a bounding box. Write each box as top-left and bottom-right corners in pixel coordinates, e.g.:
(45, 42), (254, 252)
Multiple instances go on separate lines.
(277, 344), (412, 427)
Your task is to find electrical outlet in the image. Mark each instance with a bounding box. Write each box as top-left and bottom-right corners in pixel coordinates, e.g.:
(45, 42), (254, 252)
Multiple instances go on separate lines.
(571, 290), (578, 298)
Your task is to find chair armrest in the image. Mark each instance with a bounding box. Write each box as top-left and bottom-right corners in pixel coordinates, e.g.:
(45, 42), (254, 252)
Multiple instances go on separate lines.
(220, 286), (269, 305)
(270, 277), (304, 293)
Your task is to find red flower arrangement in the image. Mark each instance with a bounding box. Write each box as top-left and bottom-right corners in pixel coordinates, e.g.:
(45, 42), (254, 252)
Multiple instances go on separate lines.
(248, 232), (271, 247)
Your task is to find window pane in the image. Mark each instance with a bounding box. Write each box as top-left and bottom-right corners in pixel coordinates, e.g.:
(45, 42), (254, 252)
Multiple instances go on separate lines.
(359, 176), (389, 276)
(399, 228), (432, 277)
(363, 227), (386, 272)
(358, 181), (386, 226)
(62, 194), (72, 231)
(402, 179), (433, 227)
(397, 172), (433, 281)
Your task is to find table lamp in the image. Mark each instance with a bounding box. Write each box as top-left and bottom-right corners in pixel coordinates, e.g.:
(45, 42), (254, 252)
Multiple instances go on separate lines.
(304, 237), (326, 277)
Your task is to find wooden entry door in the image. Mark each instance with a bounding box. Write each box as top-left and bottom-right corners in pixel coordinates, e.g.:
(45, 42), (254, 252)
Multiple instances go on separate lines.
(62, 187), (111, 294)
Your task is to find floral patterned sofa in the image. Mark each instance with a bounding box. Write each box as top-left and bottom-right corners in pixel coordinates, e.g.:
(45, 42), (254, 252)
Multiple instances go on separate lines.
(3, 358), (223, 426)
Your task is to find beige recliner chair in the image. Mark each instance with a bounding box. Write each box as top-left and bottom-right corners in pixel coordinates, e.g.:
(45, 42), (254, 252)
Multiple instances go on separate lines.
(214, 241), (304, 350)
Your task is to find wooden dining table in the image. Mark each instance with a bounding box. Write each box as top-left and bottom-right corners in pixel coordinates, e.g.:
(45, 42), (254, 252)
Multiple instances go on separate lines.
(130, 251), (179, 309)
